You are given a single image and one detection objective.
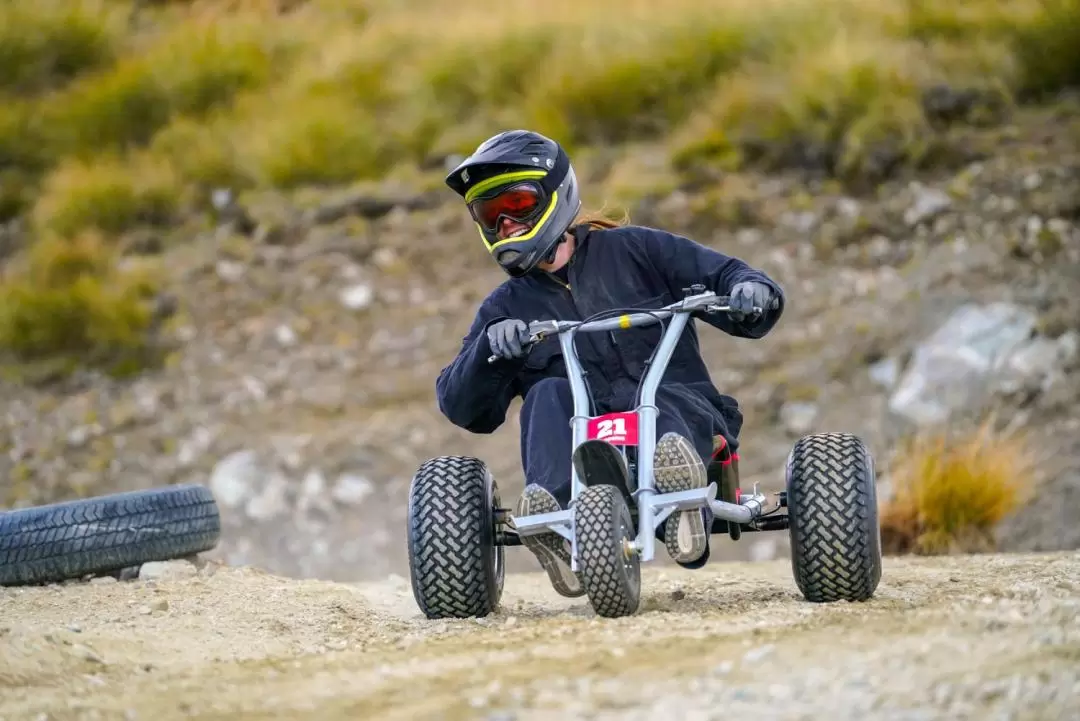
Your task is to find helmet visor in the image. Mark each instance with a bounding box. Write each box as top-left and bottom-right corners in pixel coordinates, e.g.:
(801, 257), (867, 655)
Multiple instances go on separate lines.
(467, 182), (547, 233)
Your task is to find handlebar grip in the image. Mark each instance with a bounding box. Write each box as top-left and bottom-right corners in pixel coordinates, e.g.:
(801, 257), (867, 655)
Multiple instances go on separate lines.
(487, 336), (540, 364)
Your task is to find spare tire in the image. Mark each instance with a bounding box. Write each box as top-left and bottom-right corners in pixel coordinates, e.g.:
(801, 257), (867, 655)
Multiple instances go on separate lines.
(0, 484), (221, 586)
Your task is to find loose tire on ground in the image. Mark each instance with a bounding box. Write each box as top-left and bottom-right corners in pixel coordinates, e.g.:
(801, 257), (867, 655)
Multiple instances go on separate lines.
(575, 484), (641, 618)
(786, 432), (882, 603)
(0, 484), (221, 587)
(407, 456), (504, 619)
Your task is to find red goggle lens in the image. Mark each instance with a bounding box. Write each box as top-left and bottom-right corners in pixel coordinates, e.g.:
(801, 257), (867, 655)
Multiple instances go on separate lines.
(470, 184), (543, 230)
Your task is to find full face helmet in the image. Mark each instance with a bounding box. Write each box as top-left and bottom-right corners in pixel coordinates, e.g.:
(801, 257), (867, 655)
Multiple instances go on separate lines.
(445, 130), (581, 278)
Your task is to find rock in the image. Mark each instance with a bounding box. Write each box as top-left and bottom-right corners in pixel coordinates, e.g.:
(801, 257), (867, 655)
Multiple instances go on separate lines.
(904, 185), (952, 227)
(310, 191), (435, 225)
(177, 426), (214, 468)
(869, 357), (901, 389)
(72, 644), (106, 664)
(211, 188), (233, 211)
(138, 560), (197, 582)
(298, 469), (332, 516)
(117, 566), (141, 582)
(245, 470), (291, 521)
(332, 474), (374, 506)
(209, 450), (260, 509)
(339, 283), (374, 311)
(300, 384), (345, 415)
(737, 228), (765, 246)
(274, 325), (298, 347)
(836, 197), (861, 220)
(215, 260), (246, 283)
(781, 211), (819, 234)
(999, 335), (1072, 394)
(888, 303), (1042, 425)
(743, 644), (775, 663)
(67, 425), (93, 448)
(779, 402), (818, 435)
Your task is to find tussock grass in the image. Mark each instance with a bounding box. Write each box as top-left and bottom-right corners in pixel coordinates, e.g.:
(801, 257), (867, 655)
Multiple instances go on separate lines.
(672, 36), (940, 183)
(5, 0), (1077, 210)
(0, 1), (128, 96)
(0, 233), (164, 378)
(33, 154), (182, 238)
(879, 418), (1035, 555)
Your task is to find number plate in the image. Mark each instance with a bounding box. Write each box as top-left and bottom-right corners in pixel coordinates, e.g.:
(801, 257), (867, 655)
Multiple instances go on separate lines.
(586, 412), (639, 445)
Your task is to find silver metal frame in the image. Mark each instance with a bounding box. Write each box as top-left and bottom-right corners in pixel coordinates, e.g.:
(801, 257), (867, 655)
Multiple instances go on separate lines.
(510, 289), (768, 567)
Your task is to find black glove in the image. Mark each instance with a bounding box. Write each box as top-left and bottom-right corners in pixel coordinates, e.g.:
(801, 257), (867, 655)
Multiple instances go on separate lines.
(487, 318), (531, 360)
(729, 281), (777, 322)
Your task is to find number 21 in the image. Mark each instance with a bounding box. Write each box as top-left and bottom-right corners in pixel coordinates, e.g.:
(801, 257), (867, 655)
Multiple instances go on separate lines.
(597, 417), (627, 439)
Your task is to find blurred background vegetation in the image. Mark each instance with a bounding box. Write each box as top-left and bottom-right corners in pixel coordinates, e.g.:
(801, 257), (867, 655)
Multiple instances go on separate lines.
(2, 0), (1077, 370)
(1, 0), (1077, 558)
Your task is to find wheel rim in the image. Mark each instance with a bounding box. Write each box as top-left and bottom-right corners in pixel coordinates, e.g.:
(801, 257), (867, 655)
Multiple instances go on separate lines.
(490, 495), (504, 583)
(618, 504), (640, 584)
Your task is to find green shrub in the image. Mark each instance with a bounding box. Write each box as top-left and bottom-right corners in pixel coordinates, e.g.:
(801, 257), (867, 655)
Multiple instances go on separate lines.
(240, 92), (386, 187)
(0, 1), (128, 96)
(149, 116), (255, 193)
(672, 37), (935, 183)
(1010, 0), (1080, 98)
(523, 20), (752, 145)
(0, 233), (163, 378)
(33, 154), (182, 238)
(41, 59), (172, 157)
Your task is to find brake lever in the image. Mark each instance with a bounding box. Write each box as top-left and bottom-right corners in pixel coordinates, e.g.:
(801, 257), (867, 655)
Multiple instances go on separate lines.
(487, 334), (544, 364)
(706, 296), (780, 315)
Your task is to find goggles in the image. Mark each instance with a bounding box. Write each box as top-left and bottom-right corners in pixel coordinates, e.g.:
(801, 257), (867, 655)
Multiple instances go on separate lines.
(467, 181), (548, 234)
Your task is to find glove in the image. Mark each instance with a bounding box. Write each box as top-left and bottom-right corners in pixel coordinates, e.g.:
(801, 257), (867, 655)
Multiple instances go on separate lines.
(729, 281), (777, 322)
(486, 318), (531, 360)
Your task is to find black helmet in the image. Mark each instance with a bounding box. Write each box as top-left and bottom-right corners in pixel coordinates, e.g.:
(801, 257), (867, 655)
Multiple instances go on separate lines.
(445, 130), (581, 278)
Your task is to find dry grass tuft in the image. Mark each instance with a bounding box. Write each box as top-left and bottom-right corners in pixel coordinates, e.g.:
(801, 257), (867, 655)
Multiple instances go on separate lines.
(879, 418), (1036, 555)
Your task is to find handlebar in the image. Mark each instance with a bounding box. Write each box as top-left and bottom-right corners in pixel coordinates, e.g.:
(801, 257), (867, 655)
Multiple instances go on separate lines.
(485, 289), (778, 364)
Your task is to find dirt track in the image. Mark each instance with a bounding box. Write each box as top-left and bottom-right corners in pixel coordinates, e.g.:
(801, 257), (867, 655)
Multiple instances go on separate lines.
(2, 552), (1078, 721)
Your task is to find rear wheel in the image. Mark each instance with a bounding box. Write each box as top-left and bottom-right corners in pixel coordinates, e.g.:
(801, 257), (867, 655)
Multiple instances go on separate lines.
(406, 456), (504, 618)
(575, 484), (641, 618)
(786, 433), (881, 602)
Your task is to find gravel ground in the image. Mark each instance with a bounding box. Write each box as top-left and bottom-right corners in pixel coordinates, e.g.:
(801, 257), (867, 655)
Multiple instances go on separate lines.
(2, 551), (1078, 721)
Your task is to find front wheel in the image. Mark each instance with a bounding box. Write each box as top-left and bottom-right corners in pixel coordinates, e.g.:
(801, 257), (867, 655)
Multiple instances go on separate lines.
(575, 484), (641, 618)
(786, 432), (882, 603)
(406, 456), (504, 618)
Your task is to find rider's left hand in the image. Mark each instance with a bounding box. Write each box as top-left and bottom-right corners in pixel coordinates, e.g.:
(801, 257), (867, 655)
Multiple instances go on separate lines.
(729, 281), (776, 322)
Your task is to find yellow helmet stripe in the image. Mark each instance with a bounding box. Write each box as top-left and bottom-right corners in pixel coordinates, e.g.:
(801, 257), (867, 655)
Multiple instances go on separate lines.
(464, 170), (548, 203)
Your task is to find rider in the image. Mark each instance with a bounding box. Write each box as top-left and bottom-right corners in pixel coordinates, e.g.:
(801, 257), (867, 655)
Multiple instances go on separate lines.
(436, 130), (785, 598)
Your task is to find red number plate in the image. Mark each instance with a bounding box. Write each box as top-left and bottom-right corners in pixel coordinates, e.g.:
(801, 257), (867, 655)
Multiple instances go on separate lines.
(586, 412), (639, 445)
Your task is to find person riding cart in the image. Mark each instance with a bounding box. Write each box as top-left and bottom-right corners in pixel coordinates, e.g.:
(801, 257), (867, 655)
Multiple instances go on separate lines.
(435, 130), (785, 597)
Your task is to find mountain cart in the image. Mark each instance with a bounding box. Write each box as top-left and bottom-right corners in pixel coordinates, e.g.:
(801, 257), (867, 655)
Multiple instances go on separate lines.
(406, 286), (882, 618)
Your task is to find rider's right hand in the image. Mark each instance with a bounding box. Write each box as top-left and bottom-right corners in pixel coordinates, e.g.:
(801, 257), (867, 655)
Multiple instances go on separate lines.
(486, 319), (531, 361)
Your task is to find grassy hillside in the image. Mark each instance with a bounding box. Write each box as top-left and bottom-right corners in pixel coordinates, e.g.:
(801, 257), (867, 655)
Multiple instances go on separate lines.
(0, 0), (1078, 376)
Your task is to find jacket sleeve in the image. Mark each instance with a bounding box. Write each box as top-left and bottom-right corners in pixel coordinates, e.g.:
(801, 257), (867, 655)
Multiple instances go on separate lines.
(634, 226), (785, 339)
(434, 293), (524, 434)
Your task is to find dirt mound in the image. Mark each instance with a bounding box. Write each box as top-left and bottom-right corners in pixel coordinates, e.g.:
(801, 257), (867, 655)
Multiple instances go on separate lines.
(2, 552), (1077, 720)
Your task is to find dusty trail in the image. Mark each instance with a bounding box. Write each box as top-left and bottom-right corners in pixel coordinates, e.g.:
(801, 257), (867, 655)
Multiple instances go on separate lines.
(2, 552), (1078, 721)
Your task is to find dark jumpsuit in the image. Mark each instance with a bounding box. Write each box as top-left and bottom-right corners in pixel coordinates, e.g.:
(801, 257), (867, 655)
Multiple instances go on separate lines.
(435, 223), (785, 508)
